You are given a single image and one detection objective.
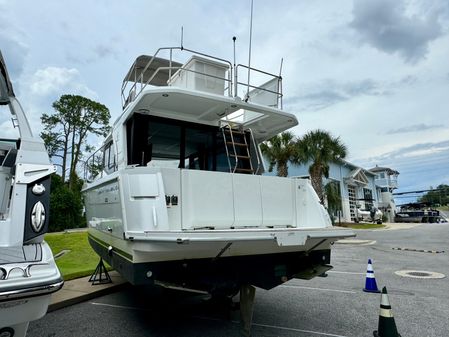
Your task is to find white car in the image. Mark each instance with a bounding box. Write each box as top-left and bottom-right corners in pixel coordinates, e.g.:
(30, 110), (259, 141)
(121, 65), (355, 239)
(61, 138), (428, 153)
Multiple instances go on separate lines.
(355, 206), (383, 224)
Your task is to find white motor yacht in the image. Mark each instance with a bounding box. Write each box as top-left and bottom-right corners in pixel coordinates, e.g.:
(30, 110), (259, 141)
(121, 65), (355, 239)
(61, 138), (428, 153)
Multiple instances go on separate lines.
(0, 51), (63, 337)
(82, 45), (355, 297)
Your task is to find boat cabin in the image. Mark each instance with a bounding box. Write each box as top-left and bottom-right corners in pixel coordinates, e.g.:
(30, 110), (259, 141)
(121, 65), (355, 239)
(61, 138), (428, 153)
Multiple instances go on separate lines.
(85, 47), (298, 181)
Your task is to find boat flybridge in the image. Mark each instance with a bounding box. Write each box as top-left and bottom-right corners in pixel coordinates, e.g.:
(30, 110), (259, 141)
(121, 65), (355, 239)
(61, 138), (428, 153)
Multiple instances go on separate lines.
(83, 46), (354, 300)
(0, 52), (63, 336)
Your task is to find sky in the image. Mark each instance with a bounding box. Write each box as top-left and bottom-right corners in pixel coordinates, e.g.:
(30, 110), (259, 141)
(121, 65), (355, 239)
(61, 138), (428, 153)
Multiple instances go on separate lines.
(1, 0), (448, 202)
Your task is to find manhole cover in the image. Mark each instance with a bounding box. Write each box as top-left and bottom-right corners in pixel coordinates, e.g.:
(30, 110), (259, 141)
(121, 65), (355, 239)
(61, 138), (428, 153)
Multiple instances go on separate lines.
(407, 271), (431, 277)
(395, 270), (446, 279)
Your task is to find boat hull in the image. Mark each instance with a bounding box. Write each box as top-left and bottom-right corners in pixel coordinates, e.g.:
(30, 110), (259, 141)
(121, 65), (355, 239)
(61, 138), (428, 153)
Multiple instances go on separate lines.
(88, 223), (349, 293)
(84, 166), (354, 293)
(89, 232), (332, 292)
(0, 242), (63, 336)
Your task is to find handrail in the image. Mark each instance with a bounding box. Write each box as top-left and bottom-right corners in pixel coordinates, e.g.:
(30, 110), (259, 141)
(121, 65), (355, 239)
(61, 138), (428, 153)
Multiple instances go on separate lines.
(235, 64), (283, 107)
(247, 127), (262, 175)
(121, 47), (233, 109)
(120, 46), (284, 112)
(84, 146), (105, 182)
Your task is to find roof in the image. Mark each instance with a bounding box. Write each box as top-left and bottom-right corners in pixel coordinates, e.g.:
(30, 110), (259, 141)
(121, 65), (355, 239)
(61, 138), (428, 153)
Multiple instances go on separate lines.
(335, 159), (377, 177)
(345, 167), (370, 185)
(116, 87), (298, 142)
(369, 165), (399, 175)
(123, 55), (183, 87)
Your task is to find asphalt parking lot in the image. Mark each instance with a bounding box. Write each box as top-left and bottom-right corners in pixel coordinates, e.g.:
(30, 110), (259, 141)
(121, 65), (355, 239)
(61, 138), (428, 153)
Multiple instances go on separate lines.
(29, 222), (448, 337)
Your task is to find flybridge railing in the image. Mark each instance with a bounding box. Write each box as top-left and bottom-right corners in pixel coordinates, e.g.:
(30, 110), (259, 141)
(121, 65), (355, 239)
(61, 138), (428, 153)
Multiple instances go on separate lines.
(120, 46), (283, 110)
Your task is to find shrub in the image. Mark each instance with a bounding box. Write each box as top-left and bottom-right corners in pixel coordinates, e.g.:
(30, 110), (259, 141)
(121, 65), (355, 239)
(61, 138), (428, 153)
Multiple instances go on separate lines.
(49, 174), (85, 232)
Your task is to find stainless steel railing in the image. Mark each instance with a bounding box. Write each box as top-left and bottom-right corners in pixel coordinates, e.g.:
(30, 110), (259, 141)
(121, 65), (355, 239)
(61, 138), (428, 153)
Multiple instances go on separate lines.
(120, 46), (283, 111)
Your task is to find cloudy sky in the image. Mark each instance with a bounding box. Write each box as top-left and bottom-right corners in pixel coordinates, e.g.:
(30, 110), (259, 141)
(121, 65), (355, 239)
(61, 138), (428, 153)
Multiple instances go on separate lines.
(1, 0), (448, 202)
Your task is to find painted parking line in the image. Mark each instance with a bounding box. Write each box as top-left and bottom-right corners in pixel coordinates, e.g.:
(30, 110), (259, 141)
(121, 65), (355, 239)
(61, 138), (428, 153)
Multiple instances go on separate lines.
(327, 270), (365, 275)
(92, 302), (348, 337)
(193, 316), (348, 337)
(280, 285), (357, 294)
(91, 302), (147, 311)
(253, 322), (348, 337)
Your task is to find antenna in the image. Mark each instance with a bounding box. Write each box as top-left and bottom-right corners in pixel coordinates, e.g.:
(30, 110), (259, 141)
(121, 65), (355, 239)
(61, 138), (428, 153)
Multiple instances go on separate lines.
(233, 36), (237, 97)
(278, 58), (283, 109)
(180, 26), (184, 50)
(279, 58), (284, 78)
(245, 0), (254, 101)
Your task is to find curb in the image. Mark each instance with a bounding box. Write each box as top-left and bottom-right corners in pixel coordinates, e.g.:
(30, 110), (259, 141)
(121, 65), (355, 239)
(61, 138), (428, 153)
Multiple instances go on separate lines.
(48, 272), (129, 312)
(336, 239), (376, 245)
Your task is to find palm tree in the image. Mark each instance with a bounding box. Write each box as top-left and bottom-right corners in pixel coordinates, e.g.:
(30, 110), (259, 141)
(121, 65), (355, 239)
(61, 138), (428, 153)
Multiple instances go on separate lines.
(260, 131), (298, 177)
(325, 181), (342, 224)
(295, 130), (347, 204)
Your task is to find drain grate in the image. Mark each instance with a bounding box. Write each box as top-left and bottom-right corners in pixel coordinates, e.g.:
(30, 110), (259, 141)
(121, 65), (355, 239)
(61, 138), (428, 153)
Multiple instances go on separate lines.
(395, 270), (446, 279)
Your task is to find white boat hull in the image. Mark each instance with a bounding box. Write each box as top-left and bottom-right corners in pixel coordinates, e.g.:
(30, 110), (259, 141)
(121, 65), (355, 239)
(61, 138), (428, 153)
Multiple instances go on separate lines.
(0, 242), (63, 336)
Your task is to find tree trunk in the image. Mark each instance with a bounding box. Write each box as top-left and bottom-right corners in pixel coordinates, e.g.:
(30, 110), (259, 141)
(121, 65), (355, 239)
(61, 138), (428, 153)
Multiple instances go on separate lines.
(276, 161), (288, 177)
(61, 131), (69, 183)
(310, 167), (324, 204)
(69, 124), (77, 189)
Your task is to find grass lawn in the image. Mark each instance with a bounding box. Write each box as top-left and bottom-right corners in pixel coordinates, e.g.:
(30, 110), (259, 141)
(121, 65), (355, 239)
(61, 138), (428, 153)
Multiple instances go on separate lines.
(45, 231), (108, 281)
(337, 222), (386, 229)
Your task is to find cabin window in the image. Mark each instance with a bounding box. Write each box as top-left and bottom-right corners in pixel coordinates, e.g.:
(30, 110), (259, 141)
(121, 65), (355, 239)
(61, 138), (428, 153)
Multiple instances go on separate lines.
(126, 114), (232, 172)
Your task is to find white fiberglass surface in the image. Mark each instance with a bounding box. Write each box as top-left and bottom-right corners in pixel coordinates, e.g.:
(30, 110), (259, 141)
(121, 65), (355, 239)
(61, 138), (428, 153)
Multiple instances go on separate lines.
(181, 170), (296, 230)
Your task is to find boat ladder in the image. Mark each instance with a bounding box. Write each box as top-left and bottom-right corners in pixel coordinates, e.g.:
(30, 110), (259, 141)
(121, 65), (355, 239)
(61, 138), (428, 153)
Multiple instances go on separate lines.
(221, 123), (254, 174)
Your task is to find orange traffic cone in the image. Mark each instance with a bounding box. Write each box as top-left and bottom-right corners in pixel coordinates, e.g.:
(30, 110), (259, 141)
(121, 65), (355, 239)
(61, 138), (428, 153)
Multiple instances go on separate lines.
(363, 259), (380, 293)
(373, 286), (401, 337)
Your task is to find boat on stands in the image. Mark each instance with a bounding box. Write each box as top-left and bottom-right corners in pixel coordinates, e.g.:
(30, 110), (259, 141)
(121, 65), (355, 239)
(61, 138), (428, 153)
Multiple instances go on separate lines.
(0, 51), (63, 337)
(82, 45), (355, 297)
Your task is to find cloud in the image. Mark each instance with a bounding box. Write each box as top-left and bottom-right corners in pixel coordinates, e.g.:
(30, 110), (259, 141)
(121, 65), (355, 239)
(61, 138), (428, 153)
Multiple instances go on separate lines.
(287, 78), (385, 111)
(350, 0), (443, 63)
(354, 140), (449, 193)
(359, 140), (449, 163)
(0, 12), (28, 79)
(0, 107), (20, 139)
(93, 44), (118, 59)
(29, 66), (97, 99)
(386, 123), (445, 135)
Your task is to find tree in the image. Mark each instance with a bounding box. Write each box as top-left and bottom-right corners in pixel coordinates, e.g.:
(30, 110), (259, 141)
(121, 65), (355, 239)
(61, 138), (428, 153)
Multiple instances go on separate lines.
(295, 130), (347, 204)
(48, 173), (84, 231)
(325, 181), (342, 225)
(418, 184), (449, 206)
(41, 95), (110, 189)
(260, 131), (298, 177)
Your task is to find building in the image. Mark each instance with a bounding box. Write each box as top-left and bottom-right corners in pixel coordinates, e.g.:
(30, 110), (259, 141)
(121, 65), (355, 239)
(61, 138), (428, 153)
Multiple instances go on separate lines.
(288, 161), (399, 223)
(369, 165), (399, 222)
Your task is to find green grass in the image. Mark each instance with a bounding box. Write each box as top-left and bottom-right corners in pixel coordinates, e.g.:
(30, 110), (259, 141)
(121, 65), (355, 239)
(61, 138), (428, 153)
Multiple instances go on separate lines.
(437, 205), (449, 211)
(45, 231), (108, 281)
(338, 222), (386, 229)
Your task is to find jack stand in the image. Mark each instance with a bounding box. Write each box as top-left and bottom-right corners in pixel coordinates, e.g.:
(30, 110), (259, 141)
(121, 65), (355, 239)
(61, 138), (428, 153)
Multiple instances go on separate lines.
(239, 284), (256, 337)
(89, 258), (112, 285)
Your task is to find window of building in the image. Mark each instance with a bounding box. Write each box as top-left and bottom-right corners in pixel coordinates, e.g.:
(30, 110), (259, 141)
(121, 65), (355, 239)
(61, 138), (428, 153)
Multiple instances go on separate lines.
(363, 188), (373, 210)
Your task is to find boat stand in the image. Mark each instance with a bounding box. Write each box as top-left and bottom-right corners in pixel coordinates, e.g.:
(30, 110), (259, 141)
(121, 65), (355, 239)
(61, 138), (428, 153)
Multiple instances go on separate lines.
(239, 284), (256, 337)
(89, 258), (112, 285)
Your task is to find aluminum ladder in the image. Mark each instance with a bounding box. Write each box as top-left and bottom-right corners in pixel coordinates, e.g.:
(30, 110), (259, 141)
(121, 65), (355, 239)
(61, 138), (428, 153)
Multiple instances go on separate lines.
(221, 123), (254, 174)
